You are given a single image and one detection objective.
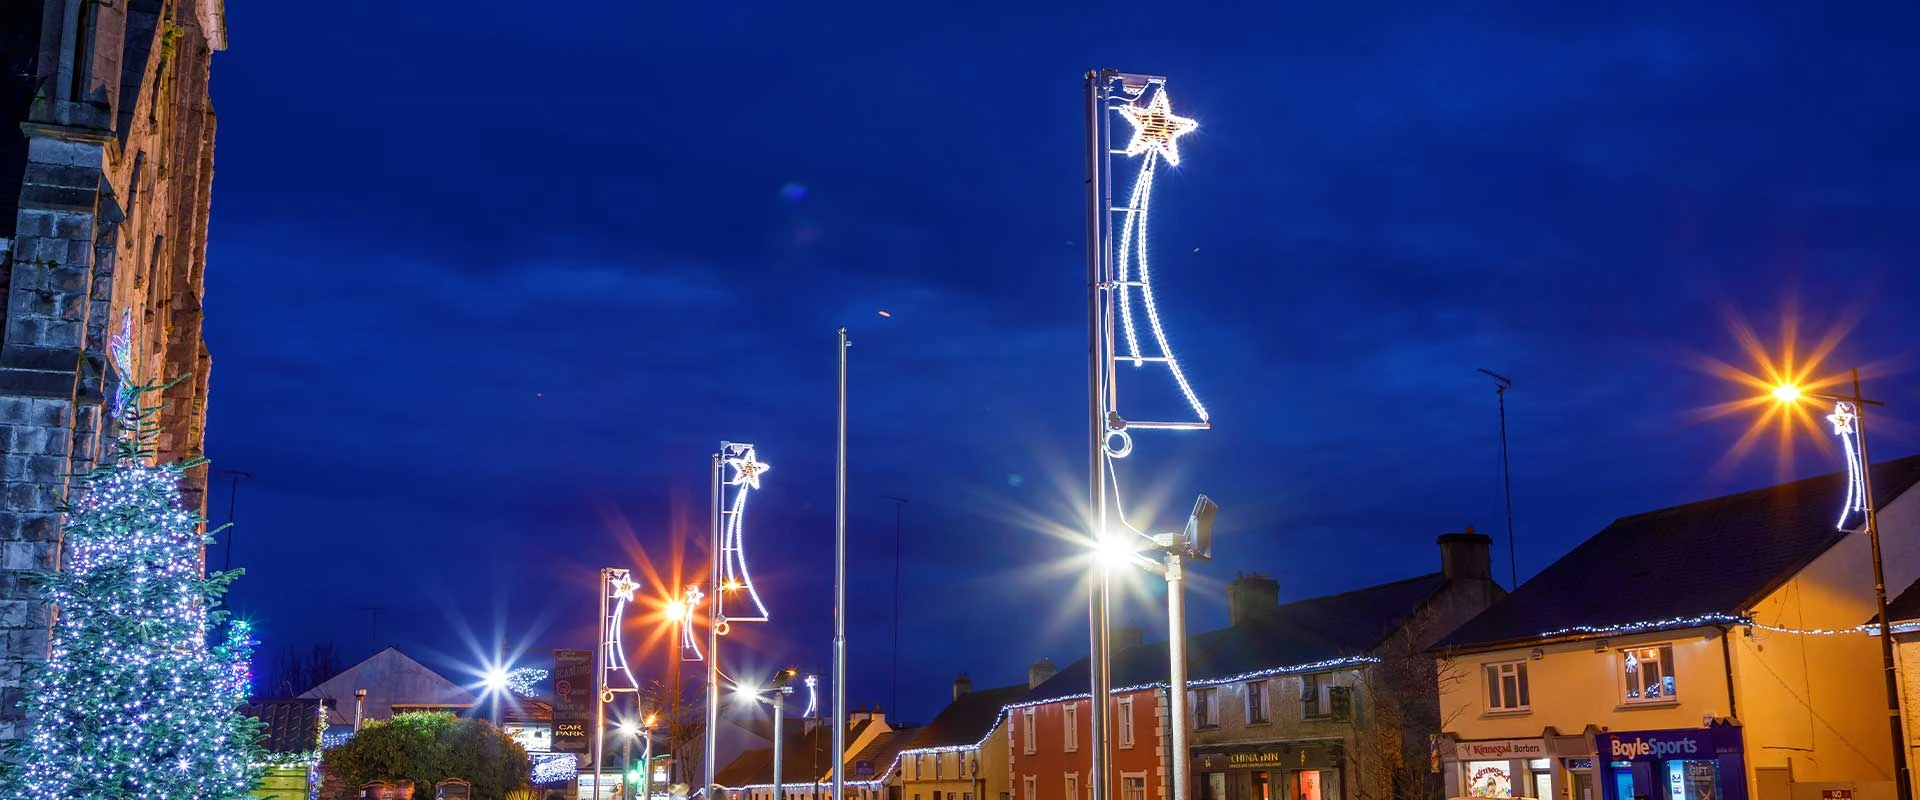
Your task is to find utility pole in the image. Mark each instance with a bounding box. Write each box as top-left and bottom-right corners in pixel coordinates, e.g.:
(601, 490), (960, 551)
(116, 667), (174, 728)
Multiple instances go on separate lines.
(211, 468), (252, 572)
(881, 495), (907, 715)
(358, 606), (385, 656)
(1477, 368), (1518, 589)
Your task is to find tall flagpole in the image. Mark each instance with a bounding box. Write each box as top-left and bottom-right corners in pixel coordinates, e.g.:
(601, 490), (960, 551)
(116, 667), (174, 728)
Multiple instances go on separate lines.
(704, 454), (721, 800)
(832, 327), (850, 800)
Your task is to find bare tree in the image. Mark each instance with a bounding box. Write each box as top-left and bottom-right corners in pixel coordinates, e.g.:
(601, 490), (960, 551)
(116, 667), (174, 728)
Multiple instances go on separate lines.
(1347, 620), (1468, 800)
(639, 676), (707, 787)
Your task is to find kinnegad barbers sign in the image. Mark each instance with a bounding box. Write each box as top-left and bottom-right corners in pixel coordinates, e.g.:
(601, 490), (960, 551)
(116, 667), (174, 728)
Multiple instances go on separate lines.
(1455, 739), (1547, 760)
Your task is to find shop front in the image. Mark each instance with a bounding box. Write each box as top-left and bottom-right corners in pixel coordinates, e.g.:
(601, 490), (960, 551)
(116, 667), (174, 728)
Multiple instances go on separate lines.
(1596, 726), (1746, 800)
(1453, 738), (1553, 800)
(1193, 741), (1345, 800)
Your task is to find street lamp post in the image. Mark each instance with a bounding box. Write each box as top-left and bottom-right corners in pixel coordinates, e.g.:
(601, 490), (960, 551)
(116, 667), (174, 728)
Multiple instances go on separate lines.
(1773, 369), (1910, 800)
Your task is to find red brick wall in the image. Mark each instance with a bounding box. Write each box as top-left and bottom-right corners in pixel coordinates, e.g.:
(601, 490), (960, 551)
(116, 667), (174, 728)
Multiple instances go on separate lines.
(1009, 689), (1163, 800)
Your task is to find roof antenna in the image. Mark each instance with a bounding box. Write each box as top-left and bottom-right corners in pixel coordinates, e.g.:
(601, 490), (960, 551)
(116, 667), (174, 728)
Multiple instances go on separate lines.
(1477, 369), (1518, 589)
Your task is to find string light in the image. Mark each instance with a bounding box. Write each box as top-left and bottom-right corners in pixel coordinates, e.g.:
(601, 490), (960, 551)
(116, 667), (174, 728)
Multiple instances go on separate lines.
(603, 568), (642, 693)
(1109, 82), (1209, 442)
(719, 443), (772, 623)
(506, 667), (548, 699)
(803, 674), (818, 718)
(531, 752), (579, 784)
(1532, 613), (1916, 641)
(1830, 401), (1867, 530)
(6, 413), (263, 798)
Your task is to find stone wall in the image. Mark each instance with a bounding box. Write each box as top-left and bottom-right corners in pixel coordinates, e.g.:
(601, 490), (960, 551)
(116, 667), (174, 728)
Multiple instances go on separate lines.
(0, 0), (223, 743)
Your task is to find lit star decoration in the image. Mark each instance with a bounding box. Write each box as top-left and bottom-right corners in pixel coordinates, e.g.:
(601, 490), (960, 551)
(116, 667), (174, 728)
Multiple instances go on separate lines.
(718, 443), (771, 622)
(1110, 82), (1209, 436)
(1118, 87), (1198, 166)
(601, 568), (643, 693)
(680, 584), (707, 662)
(803, 674), (819, 718)
(3, 385), (263, 798)
(1829, 401), (1867, 530)
(107, 309), (137, 425)
(610, 574), (640, 603)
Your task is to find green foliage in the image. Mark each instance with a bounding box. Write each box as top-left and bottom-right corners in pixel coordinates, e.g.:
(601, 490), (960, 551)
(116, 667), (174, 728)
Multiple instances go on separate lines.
(319, 712), (531, 800)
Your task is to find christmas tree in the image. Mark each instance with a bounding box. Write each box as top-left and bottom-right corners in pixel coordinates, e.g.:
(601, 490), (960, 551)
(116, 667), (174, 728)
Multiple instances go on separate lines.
(1, 382), (262, 798)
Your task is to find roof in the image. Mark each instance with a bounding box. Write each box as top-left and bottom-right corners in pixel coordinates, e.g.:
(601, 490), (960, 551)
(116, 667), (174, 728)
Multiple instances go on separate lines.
(241, 698), (327, 755)
(299, 646), (477, 726)
(1884, 578), (1920, 624)
(906, 683), (1028, 750)
(1018, 572), (1452, 705)
(848, 729), (917, 781)
(715, 719), (877, 786)
(1442, 455), (1920, 650)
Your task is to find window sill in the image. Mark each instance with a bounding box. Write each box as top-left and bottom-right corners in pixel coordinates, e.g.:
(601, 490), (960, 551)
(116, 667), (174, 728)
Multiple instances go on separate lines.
(1196, 724), (1221, 731)
(1617, 699), (1680, 711)
(1483, 708), (1532, 717)
(1246, 719), (1272, 727)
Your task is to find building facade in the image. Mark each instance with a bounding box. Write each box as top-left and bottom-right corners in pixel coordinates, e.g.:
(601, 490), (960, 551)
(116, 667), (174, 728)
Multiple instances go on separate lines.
(0, 0), (224, 744)
(716, 707), (904, 800)
(1437, 458), (1920, 800)
(899, 675), (1028, 800)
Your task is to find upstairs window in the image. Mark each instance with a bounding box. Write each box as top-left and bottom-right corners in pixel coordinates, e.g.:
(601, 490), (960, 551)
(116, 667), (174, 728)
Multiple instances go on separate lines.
(1246, 680), (1269, 724)
(1064, 703), (1079, 752)
(1194, 687), (1219, 728)
(1622, 644), (1676, 703)
(1486, 661), (1530, 712)
(1302, 673), (1332, 719)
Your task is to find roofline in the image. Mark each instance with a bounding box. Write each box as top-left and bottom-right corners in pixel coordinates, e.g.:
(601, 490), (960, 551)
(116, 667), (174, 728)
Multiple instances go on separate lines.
(1435, 619), (1739, 656)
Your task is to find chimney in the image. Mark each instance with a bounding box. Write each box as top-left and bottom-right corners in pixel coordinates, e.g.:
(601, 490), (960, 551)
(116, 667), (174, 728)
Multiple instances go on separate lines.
(871, 705), (886, 725)
(1029, 658), (1058, 689)
(849, 705), (871, 726)
(1110, 625), (1144, 651)
(953, 673), (973, 701)
(1438, 526), (1493, 581)
(1228, 573), (1280, 625)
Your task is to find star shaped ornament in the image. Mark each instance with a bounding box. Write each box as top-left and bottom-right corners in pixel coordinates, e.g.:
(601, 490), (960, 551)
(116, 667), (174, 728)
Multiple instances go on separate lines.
(610, 574), (639, 603)
(1119, 88), (1199, 166)
(1828, 403), (1857, 436)
(726, 448), (771, 489)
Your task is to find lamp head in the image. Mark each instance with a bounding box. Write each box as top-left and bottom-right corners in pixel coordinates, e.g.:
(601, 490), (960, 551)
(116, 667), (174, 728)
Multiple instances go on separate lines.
(1773, 384), (1802, 403)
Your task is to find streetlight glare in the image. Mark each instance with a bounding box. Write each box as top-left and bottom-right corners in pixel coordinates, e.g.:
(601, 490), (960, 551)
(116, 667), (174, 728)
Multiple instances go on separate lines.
(1773, 384), (1802, 403)
(663, 599), (686, 622)
(482, 668), (508, 693)
(617, 720), (637, 736)
(1094, 535), (1137, 569)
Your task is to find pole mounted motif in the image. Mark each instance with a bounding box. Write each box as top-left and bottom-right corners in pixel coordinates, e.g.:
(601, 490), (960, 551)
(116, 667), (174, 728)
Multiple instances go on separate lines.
(1830, 401), (1867, 530)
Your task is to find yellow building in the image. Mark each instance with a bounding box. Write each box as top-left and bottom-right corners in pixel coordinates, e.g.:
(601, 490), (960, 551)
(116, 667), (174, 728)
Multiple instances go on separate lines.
(1435, 457), (1920, 800)
(900, 675), (1028, 800)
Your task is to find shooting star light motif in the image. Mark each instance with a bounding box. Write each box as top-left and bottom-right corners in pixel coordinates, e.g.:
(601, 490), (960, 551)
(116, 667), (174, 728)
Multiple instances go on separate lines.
(803, 674), (819, 718)
(679, 584), (706, 662)
(1830, 401), (1867, 530)
(107, 309), (136, 424)
(602, 568), (642, 694)
(1110, 82), (1208, 440)
(718, 443), (772, 622)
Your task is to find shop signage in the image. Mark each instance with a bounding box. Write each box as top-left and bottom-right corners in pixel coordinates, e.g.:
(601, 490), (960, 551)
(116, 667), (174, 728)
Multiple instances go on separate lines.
(552, 649), (594, 754)
(1455, 739), (1547, 760)
(1601, 729), (1709, 763)
(1821, 791), (1852, 800)
(1194, 750), (1288, 770)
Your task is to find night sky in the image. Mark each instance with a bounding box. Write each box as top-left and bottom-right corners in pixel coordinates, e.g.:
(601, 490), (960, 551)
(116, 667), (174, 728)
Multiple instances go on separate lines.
(201, 1), (1920, 723)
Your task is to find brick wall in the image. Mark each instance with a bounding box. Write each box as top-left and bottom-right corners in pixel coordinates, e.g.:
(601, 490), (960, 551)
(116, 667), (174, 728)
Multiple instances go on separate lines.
(0, 0), (222, 744)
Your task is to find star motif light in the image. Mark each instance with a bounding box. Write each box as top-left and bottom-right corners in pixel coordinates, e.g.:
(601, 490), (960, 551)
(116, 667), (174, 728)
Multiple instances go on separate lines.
(610, 574), (639, 603)
(1118, 87), (1198, 167)
(1829, 401), (1867, 530)
(725, 448), (771, 489)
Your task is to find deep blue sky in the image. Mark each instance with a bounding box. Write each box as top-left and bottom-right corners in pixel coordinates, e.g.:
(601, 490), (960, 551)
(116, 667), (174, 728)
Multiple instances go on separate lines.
(202, 1), (1920, 722)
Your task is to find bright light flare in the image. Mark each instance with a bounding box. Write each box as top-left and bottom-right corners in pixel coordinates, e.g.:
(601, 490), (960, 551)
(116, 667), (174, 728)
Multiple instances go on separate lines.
(1772, 384), (1802, 403)
(663, 599), (686, 622)
(483, 668), (509, 694)
(618, 720), (637, 736)
(1692, 304), (1861, 480)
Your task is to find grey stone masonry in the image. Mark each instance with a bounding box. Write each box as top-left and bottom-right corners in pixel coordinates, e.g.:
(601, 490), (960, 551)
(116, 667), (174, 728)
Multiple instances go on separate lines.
(0, 0), (224, 745)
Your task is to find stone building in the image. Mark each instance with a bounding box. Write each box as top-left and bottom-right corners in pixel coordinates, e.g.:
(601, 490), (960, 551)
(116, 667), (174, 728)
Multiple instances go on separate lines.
(0, 0), (225, 742)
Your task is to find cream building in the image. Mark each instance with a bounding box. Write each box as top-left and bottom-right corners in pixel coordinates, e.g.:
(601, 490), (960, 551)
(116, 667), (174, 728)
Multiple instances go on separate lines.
(1435, 456), (1920, 800)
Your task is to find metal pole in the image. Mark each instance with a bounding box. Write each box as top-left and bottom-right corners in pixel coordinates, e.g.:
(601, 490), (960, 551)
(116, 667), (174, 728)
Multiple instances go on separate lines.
(1084, 68), (1114, 800)
(597, 569), (611, 800)
(1851, 369), (1912, 800)
(626, 722), (636, 800)
(1165, 553), (1188, 800)
(708, 453), (724, 800)
(643, 731), (656, 800)
(774, 691), (786, 800)
(1496, 385), (1517, 588)
(833, 328), (850, 800)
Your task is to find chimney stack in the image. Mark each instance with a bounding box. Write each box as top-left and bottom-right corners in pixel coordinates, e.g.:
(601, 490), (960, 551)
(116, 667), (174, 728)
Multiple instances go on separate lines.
(1438, 526), (1493, 582)
(953, 673), (973, 701)
(849, 705), (872, 726)
(1110, 625), (1144, 651)
(1228, 573), (1280, 625)
(1029, 658), (1058, 689)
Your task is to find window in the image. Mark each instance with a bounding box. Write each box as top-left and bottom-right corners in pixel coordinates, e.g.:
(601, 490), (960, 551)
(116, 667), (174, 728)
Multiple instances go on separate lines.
(1486, 661), (1531, 712)
(1022, 708), (1037, 754)
(1118, 696), (1135, 748)
(1194, 687), (1219, 728)
(1301, 673), (1332, 719)
(1064, 703), (1079, 751)
(970, 755), (979, 777)
(1622, 644), (1677, 702)
(1123, 776), (1147, 800)
(1247, 680), (1269, 724)
(935, 754), (943, 780)
(1066, 774), (1079, 800)
(1024, 777), (1037, 800)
